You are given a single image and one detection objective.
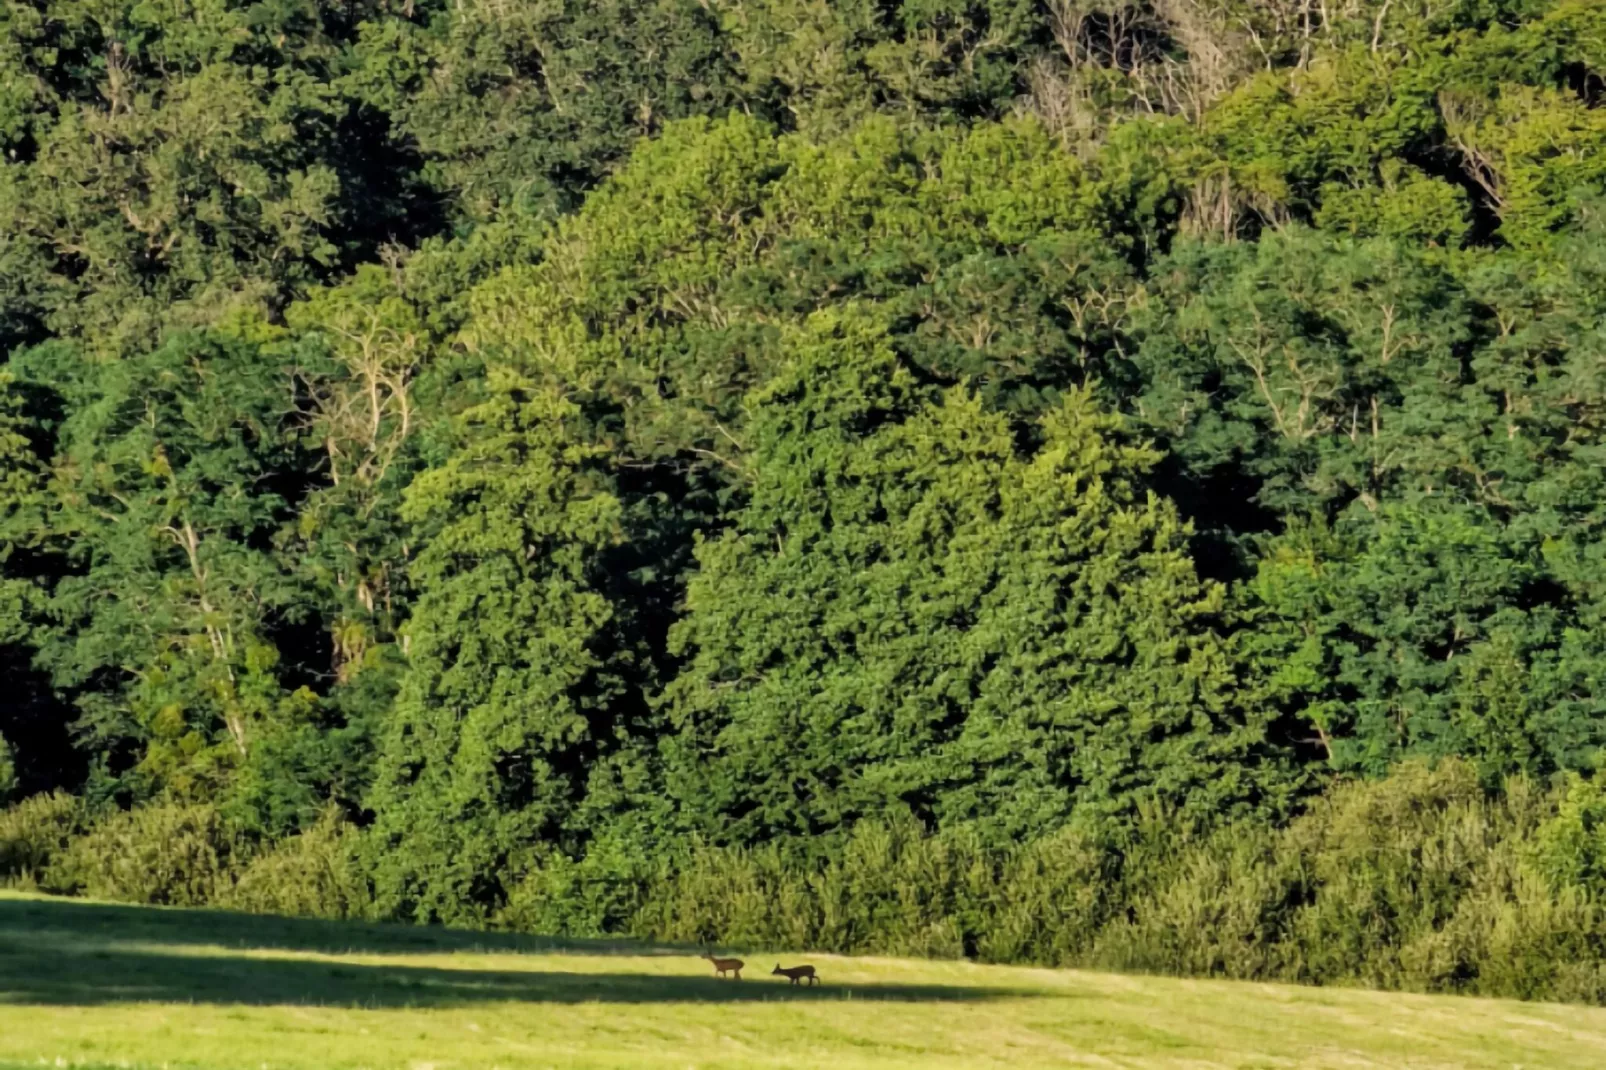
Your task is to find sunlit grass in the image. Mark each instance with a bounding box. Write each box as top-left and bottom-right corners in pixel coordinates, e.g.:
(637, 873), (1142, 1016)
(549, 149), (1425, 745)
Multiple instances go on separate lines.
(0, 891), (1601, 1068)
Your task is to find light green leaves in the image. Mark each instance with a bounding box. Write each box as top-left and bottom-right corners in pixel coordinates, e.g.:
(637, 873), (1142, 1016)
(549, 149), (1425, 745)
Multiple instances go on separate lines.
(662, 308), (1288, 847)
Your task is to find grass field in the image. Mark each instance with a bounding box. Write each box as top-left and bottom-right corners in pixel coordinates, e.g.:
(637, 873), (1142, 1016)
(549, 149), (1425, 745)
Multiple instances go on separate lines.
(0, 893), (1601, 1069)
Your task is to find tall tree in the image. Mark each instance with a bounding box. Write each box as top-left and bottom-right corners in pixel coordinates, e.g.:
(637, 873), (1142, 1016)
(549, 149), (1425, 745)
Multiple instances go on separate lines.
(661, 308), (1292, 849)
(1135, 222), (1606, 778)
(0, 0), (437, 352)
(11, 333), (312, 804)
(353, 0), (743, 226)
(362, 376), (643, 924)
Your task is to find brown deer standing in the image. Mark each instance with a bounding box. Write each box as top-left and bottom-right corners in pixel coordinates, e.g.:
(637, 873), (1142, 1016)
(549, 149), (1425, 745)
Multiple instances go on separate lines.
(701, 950), (745, 980)
(771, 963), (819, 986)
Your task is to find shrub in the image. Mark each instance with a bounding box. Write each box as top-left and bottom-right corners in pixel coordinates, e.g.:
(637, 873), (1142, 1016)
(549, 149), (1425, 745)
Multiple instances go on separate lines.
(632, 841), (816, 951)
(495, 832), (655, 938)
(978, 825), (1111, 965)
(635, 820), (1098, 960)
(222, 809), (370, 920)
(1092, 823), (1296, 979)
(49, 802), (242, 906)
(0, 791), (85, 887)
(631, 762), (1606, 1004)
(1531, 773), (1606, 898)
(632, 821), (996, 956)
(0, 734), (16, 803)
(1275, 761), (1520, 989)
(1403, 863), (1604, 1001)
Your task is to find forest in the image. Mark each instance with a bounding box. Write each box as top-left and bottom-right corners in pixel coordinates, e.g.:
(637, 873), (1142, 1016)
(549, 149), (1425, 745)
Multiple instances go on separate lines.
(3, 0), (1606, 1004)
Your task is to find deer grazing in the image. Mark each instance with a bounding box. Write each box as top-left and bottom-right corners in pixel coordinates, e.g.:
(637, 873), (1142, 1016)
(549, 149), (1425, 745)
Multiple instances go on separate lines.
(771, 963), (819, 986)
(701, 949), (745, 979)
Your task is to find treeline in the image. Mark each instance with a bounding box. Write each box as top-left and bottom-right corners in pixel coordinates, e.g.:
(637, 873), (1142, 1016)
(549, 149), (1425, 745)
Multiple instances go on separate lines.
(3, 0), (1606, 1003)
(5, 760), (1606, 1003)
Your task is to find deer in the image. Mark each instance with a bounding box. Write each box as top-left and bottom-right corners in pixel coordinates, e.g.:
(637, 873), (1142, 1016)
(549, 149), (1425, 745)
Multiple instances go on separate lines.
(771, 963), (819, 986)
(701, 949), (745, 979)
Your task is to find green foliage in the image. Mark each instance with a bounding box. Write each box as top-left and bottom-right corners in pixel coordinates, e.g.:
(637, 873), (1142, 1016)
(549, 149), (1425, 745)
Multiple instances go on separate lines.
(494, 835), (655, 939)
(1088, 762), (1587, 997)
(459, 110), (1153, 455)
(359, 0), (742, 225)
(716, 0), (1045, 133)
(637, 817), (998, 958)
(362, 378), (636, 924)
(662, 307), (1291, 846)
(0, 370), (45, 560)
(222, 808), (370, 920)
(0, 0), (405, 350)
(0, 370), (74, 798)
(635, 761), (1606, 1004)
(50, 802), (242, 906)
(0, 734), (14, 802)
(1533, 775), (1606, 899)
(4, 0), (1606, 1003)
(0, 790), (82, 885)
(1269, 762), (1527, 986)
(1135, 223), (1606, 779)
(12, 333), (313, 802)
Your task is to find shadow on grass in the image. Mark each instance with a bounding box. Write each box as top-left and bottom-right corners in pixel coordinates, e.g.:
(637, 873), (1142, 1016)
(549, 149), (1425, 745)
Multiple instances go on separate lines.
(0, 896), (1015, 1008)
(0, 894), (672, 957)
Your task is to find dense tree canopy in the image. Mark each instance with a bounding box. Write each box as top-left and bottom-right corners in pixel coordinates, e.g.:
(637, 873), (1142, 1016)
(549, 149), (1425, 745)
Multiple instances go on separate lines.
(360, 379), (636, 923)
(661, 309), (1287, 846)
(2, 0), (1606, 933)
